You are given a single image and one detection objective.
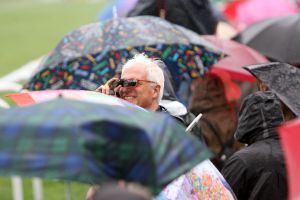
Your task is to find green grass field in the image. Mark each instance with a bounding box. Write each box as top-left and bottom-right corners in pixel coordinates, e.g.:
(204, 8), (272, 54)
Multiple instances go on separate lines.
(0, 0), (107, 76)
(0, 0), (108, 199)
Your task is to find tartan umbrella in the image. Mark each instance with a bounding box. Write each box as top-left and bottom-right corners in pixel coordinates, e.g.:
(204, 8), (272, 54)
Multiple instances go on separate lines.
(0, 98), (211, 195)
(23, 16), (223, 92)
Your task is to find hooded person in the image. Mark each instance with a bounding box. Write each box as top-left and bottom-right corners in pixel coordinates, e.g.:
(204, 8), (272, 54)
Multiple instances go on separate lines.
(221, 91), (287, 200)
(190, 70), (243, 170)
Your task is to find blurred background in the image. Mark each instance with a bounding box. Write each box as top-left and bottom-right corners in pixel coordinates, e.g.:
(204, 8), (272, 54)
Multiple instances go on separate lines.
(0, 0), (106, 199)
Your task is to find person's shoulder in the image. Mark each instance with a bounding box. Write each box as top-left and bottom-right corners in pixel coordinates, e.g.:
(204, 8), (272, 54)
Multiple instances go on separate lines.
(156, 105), (186, 126)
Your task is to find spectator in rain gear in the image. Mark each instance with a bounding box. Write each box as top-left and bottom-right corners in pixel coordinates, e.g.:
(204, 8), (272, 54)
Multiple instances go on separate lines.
(190, 71), (243, 170)
(221, 91), (287, 200)
(127, 0), (219, 35)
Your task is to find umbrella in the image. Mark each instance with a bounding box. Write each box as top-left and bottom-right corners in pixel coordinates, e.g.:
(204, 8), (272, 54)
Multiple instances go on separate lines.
(0, 98), (211, 195)
(97, 0), (138, 21)
(156, 159), (236, 200)
(223, 0), (297, 30)
(278, 118), (300, 200)
(23, 16), (223, 92)
(244, 62), (300, 117)
(6, 89), (144, 109)
(203, 35), (269, 82)
(234, 14), (300, 64)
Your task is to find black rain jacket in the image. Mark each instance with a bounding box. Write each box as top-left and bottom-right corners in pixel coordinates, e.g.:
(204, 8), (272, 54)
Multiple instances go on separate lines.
(221, 91), (287, 200)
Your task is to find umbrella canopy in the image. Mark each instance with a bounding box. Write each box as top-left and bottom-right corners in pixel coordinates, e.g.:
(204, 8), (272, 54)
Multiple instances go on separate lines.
(278, 118), (300, 200)
(234, 14), (300, 64)
(203, 35), (268, 82)
(6, 89), (144, 108)
(223, 0), (297, 30)
(0, 98), (211, 195)
(244, 62), (300, 117)
(23, 16), (223, 92)
(156, 160), (236, 200)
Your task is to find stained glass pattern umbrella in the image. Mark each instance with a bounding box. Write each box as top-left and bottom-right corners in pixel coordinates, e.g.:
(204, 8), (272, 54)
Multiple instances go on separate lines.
(6, 89), (144, 109)
(23, 16), (223, 92)
(0, 97), (211, 195)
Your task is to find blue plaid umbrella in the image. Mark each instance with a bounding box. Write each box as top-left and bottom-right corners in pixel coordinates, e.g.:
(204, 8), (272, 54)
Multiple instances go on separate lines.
(0, 97), (211, 194)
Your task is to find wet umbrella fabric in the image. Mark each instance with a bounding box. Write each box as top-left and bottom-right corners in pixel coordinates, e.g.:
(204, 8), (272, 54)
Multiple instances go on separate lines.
(234, 14), (300, 64)
(156, 160), (236, 200)
(6, 89), (144, 109)
(203, 35), (268, 82)
(244, 62), (300, 117)
(0, 98), (211, 195)
(278, 119), (300, 200)
(223, 0), (297, 30)
(23, 16), (223, 92)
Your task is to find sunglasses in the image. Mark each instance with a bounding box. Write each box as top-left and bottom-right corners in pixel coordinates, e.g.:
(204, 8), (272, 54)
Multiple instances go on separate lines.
(112, 79), (157, 88)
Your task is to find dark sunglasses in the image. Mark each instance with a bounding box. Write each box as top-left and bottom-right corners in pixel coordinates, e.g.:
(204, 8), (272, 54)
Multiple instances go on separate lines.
(112, 79), (157, 88)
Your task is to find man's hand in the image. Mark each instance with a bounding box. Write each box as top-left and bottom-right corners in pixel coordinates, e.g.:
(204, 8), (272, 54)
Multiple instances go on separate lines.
(95, 77), (120, 95)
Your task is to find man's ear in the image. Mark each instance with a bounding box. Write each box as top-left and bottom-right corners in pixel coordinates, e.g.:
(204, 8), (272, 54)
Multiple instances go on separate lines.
(153, 85), (161, 99)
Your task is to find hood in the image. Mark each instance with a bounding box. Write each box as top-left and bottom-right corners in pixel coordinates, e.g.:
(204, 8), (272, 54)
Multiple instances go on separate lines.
(157, 60), (178, 101)
(235, 91), (284, 144)
(190, 71), (238, 114)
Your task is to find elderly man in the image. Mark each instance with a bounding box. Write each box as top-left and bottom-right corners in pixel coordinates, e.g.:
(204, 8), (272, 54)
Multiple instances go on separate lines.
(97, 53), (165, 112)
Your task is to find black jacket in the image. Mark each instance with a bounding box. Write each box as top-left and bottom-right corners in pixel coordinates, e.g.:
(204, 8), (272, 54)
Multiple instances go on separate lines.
(221, 91), (287, 200)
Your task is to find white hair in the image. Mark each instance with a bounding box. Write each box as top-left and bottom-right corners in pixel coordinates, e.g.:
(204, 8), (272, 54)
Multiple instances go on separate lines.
(122, 53), (165, 102)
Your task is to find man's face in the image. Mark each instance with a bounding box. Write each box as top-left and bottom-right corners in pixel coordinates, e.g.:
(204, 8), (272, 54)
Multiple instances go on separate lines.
(119, 64), (159, 111)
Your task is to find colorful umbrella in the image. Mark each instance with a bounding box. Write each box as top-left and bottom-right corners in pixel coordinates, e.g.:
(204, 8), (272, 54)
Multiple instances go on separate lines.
(23, 16), (223, 92)
(203, 35), (268, 82)
(156, 160), (236, 200)
(0, 98), (211, 195)
(278, 118), (300, 200)
(234, 14), (300, 64)
(6, 89), (144, 109)
(244, 62), (300, 117)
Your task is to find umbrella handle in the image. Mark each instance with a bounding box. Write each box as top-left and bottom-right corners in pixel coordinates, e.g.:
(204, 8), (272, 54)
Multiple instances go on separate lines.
(185, 113), (202, 133)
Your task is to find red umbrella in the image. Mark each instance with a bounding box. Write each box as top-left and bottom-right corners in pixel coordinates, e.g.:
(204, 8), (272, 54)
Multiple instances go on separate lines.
(278, 118), (300, 200)
(203, 35), (269, 82)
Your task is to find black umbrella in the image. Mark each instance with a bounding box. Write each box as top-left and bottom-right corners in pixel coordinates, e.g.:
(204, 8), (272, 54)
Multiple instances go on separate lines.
(244, 62), (300, 117)
(234, 14), (300, 65)
(127, 0), (219, 35)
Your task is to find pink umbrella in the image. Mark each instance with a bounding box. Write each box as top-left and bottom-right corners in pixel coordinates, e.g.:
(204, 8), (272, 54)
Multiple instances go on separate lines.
(278, 118), (300, 200)
(203, 35), (269, 82)
(6, 89), (144, 110)
(223, 0), (297, 30)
